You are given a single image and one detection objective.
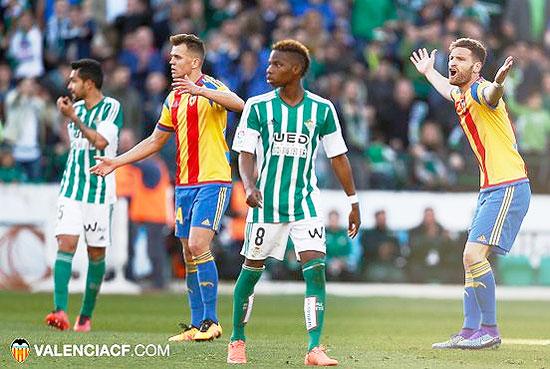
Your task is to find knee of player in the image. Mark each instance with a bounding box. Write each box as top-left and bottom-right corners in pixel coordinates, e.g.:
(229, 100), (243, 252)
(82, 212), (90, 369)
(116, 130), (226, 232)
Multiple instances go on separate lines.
(182, 248), (194, 263)
(56, 236), (78, 254)
(87, 247), (106, 261)
(463, 249), (483, 267)
(187, 240), (210, 256)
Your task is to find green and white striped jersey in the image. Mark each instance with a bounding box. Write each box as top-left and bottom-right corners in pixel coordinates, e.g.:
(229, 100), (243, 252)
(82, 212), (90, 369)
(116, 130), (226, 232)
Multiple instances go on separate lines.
(59, 96), (123, 204)
(233, 89), (347, 223)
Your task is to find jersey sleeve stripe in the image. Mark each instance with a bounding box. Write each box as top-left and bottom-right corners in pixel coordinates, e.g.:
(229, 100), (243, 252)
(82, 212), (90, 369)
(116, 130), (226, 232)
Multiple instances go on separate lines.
(470, 82), (481, 105)
(203, 81), (219, 90)
(204, 75), (223, 88)
(156, 122), (174, 131)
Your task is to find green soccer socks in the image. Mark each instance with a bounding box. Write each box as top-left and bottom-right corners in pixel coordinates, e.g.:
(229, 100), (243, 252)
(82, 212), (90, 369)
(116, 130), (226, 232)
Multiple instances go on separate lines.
(230, 265), (264, 342)
(302, 258), (326, 351)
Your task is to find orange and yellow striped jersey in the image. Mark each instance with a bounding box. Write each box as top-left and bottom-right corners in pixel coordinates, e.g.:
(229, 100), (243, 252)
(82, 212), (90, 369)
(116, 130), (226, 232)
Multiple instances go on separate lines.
(451, 77), (528, 190)
(156, 74), (231, 186)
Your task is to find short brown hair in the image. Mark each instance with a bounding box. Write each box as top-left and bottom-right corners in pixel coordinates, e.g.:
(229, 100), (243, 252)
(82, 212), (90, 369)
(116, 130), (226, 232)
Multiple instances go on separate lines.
(272, 39), (311, 76)
(449, 38), (487, 65)
(170, 34), (205, 59)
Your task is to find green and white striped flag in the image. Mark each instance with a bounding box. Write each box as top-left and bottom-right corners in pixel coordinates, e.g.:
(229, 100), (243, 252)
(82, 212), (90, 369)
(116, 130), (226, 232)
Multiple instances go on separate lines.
(233, 89), (347, 223)
(59, 97), (123, 204)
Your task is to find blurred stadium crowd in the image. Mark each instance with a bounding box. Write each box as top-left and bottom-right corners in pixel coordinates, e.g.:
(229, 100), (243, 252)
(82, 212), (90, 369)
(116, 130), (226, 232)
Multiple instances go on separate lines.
(0, 0), (549, 287)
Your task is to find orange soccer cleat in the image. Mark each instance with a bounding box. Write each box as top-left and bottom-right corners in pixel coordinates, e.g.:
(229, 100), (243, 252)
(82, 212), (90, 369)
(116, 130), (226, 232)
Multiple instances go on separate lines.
(73, 315), (91, 332)
(45, 310), (70, 331)
(304, 346), (338, 366)
(227, 340), (247, 364)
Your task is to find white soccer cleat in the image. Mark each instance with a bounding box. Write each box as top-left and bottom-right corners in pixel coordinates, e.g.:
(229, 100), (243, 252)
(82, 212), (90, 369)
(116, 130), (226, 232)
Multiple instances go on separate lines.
(432, 334), (467, 349)
(456, 333), (501, 350)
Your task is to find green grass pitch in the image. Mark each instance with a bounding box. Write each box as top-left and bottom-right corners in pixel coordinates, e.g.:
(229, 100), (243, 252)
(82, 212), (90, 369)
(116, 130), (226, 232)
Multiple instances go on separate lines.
(0, 291), (548, 368)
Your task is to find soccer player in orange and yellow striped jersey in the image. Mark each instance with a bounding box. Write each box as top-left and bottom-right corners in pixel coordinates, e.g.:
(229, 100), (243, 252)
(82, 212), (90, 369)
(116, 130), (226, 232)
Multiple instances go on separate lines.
(156, 74), (232, 186)
(411, 38), (530, 350)
(92, 34), (244, 342)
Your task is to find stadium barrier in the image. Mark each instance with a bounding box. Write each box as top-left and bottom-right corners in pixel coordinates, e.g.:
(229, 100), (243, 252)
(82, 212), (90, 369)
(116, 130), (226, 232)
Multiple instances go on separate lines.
(0, 184), (549, 292)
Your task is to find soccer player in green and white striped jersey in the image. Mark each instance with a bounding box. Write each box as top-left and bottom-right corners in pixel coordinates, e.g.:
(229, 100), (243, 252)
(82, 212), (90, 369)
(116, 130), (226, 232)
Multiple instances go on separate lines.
(45, 59), (123, 333)
(227, 40), (361, 366)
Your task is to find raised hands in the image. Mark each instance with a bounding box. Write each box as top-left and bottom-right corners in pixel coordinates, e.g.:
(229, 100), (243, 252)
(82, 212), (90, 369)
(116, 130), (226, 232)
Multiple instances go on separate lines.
(494, 56), (513, 85)
(410, 48), (437, 76)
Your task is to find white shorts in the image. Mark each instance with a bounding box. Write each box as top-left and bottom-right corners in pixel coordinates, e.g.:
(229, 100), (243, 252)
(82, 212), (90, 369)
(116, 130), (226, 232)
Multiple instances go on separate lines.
(241, 218), (326, 261)
(54, 197), (113, 247)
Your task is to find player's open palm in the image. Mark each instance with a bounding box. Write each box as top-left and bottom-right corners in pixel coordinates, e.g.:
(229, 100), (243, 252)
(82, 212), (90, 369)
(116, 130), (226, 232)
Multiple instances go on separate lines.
(494, 56), (513, 85)
(410, 48), (437, 75)
(90, 157), (117, 177)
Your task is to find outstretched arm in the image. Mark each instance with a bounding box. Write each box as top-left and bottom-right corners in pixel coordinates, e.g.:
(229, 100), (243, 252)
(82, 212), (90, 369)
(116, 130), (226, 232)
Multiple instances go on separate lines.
(330, 154), (361, 238)
(483, 56), (513, 107)
(90, 127), (171, 176)
(410, 48), (454, 101)
(172, 76), (245, 112)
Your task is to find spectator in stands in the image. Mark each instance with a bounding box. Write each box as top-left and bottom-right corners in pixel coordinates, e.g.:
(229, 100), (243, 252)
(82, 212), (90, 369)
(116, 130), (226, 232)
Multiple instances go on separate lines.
(3, 78), (46, 181)
(452, 0), (491, 28)
(510, 91), (550, 191)
(115, 128), (139, 281)
(44, 0), (71, 68)
(234, 49), (271, 100)
(104, 64), (144, 139)
(128, 154), (171, 290)
(152, 1), (186, 49)
(113, 0), (152, 48)
(118, 26), (165, 91)
(143, 72), (168, 137)
(377, 78), (428, 152)
(351, 0), (396, 42)
(411, 121), (451, 190)
(367, 59), (397, 109)
(63, 4), (96, 61)
(502, 0), (550, 44)
(0, 63), (13, 122)
(407, 207), (453, 283)
(325, 210), (354, 281)
(366, 131), (405, 189)
(543, 72), (550, 111)
(8, 11), (44, 78)
(359, 209), (403, 281)
(339, 78), (372, 189)
(0, 0), (548, 198)
(0, 146), (27, 183)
